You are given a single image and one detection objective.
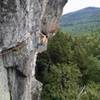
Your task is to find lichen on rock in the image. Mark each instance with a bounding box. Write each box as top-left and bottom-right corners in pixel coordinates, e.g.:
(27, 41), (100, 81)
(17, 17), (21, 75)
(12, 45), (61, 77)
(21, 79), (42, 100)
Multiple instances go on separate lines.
(0, 0), (67, 100)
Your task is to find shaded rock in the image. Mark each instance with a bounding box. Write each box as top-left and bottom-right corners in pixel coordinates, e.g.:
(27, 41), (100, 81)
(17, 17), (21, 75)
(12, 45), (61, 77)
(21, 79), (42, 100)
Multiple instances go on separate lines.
(31, 78), (42, 100)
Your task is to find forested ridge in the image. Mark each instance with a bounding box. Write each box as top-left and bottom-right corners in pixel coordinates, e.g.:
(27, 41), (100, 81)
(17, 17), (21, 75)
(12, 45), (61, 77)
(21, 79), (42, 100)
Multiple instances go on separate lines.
(36, 31), (100, 100)
(60, 7), (100, 35)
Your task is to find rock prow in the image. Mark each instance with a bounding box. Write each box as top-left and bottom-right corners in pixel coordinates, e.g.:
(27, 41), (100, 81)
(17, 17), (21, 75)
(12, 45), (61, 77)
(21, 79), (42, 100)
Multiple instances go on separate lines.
(0, 0), (67, 100)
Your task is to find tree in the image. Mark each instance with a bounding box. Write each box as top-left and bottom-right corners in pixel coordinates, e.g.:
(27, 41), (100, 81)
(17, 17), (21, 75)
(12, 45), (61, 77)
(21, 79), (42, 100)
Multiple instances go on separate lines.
(36, 31), (100, 100)
(41, 63), (81, 100)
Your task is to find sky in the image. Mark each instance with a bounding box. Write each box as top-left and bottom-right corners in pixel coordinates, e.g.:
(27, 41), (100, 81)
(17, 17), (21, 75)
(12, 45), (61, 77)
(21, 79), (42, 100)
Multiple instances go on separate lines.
(63, 0), (100, 15)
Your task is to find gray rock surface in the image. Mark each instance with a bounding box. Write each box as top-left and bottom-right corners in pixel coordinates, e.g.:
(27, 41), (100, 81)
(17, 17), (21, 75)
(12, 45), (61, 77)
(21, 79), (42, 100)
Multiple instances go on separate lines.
(0, 0), (67, 100)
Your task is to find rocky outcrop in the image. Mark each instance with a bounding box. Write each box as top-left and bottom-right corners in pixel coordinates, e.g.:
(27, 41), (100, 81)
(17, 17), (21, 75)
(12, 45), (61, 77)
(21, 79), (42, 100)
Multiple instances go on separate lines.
(0, 0), (67, 100)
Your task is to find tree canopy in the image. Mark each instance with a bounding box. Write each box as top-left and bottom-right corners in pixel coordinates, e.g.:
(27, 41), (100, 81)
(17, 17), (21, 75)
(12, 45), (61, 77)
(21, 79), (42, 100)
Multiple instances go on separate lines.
(36, 31), (100, 100)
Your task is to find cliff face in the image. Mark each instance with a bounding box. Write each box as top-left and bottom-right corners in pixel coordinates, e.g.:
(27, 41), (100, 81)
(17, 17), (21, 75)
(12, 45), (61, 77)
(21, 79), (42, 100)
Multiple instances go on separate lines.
(0, 0), (67, 100)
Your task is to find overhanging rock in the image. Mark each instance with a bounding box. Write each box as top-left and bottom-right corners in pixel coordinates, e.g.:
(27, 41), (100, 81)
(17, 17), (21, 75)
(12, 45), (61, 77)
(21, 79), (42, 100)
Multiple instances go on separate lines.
(0, 0), (67, 100)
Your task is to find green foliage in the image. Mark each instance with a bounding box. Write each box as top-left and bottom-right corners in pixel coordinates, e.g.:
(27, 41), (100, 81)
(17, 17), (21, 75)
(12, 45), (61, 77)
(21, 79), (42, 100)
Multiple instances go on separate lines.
(60, 7), (100, 35)
(36, 31), (100, 100)
(80, 82), (100, 100)
(47, 32), (74, 64)
(41, 63), (81, 100)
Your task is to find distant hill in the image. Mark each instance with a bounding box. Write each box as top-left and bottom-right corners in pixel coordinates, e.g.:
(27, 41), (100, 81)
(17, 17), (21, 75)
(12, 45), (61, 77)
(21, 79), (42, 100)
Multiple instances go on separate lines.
(60, 7), (100, 35)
